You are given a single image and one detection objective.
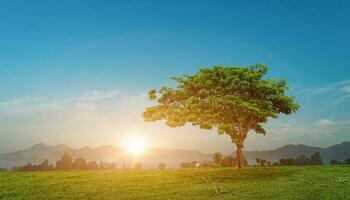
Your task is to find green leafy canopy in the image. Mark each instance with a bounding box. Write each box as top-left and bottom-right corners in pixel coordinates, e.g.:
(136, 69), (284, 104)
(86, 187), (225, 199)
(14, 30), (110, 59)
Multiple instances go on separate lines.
(143, 64), (299, 143)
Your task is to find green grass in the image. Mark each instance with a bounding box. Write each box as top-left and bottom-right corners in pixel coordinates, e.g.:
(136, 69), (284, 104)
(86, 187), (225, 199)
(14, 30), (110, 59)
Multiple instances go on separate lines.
(1, 166), (349, 200)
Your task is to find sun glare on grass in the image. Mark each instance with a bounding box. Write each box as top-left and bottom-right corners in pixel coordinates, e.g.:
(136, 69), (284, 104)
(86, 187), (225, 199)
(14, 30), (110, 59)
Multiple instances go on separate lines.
(125, 136), (148, 156)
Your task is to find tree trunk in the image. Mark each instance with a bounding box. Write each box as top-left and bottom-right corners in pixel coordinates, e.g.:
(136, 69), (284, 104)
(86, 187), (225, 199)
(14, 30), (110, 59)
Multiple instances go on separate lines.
(235, 142), (243, 169)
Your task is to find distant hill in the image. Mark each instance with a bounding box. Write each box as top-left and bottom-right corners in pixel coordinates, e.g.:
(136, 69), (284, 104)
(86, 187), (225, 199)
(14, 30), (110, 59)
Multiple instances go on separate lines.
(1, 142), (349, 169)
(243, 142), (350, 164)
(0, 143), (210, 169)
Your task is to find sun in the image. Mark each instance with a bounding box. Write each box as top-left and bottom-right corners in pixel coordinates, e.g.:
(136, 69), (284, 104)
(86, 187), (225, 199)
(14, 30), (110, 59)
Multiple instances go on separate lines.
(125, 136), (147, 155)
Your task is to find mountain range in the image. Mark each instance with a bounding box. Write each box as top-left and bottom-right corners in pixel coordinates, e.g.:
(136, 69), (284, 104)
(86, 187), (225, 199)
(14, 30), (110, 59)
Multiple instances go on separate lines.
(0, 142), (349, 169)
(243, 142), (350, 164)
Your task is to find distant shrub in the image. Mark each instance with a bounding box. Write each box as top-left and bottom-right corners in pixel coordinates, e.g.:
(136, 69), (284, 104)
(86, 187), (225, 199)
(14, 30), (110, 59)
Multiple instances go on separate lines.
(0, 168), (7, 172)
(278, 152), (323, 166)
(345, 158), (350, 164)
(134, 162), (142, 170)
(72, 157), (88, 170)
(100, 161), (116, 170)
(279, 158), (295, 166)
(255, 158), (269, 166)
(330, 160), (339, 165)
(56, 153), (73, 170)
(310, 152), (323, 165)
(221, 156), (235, 167)
(295, 155), (310, 165)
(212, 152), (223, 167)
(87, 161), (99, 170)
(38, 159), (54, 171)
(158, 163), (166, 170)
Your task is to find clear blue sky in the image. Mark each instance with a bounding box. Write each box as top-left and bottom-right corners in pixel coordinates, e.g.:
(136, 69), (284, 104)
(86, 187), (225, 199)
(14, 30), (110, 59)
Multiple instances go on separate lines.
(0, 0), (349, 153)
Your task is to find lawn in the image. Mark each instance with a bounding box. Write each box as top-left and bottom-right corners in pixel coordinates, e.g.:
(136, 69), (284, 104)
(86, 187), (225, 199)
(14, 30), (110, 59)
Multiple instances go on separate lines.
(0, 166), (349, 200)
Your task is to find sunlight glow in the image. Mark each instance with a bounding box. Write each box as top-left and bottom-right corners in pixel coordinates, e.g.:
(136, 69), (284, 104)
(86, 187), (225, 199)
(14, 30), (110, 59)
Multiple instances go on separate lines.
(125, 136), (148, 155)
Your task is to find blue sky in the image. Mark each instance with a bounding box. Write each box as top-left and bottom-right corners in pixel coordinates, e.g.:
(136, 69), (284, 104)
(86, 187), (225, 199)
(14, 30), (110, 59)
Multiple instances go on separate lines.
(0, 0), (349, 153)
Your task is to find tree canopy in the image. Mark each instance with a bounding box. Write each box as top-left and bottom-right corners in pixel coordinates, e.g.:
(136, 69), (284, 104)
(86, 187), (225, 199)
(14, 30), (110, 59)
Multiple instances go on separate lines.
(143, 64), (299, 168)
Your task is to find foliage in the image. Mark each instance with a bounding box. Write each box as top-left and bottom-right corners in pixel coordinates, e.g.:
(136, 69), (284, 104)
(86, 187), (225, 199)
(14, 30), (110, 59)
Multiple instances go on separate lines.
(279, 158), (295, 166)
(12, 153), (117, 171)
(256, 158), (269, 166)
(346, 158), (350, 164)
(310, 152), (323, 165)
(38, 159), (54, 170)
(144, 64), (299, 168)
(295, 155), (310, 165)
(212, 152), (223, 167)
(0, 168), (7, 172)
(87, 161), (99, 170)
(56, 153), (73, 170)
(330, 158), (350, 165)
(12, 159), (54, 171)
(277, 152), (324, 166)
(134, 163), (143, 170)
(72, 157), (88, 170)
(221, 156), (236, 167)
(158, 163), (166, 170)
(330, 160), (339, 165)
(99, 161), (116, 170)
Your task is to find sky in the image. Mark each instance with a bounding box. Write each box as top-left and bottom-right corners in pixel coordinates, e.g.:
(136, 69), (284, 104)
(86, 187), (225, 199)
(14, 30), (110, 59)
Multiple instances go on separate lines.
(0, 0), (349, 153)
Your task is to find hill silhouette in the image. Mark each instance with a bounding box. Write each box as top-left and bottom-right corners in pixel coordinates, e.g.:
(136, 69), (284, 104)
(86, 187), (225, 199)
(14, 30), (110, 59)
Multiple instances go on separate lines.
(243, 142), (350, 164)
(1, 142), (349, 169)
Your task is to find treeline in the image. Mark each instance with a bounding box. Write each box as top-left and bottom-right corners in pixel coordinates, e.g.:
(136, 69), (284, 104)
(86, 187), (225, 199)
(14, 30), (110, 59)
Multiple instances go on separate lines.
(205, 152), (326, 168)
(12, 153), (117, 172)
(180, 153), (248, 168)
(279, 152), (323, 166)
(212, 153), (248, 167)
(330, 158), (350, 165)
(256, 152), (324, 166)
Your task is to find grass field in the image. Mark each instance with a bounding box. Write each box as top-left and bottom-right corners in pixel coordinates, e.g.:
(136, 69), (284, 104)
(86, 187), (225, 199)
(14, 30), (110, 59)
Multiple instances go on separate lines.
(1, 166), (349, 200)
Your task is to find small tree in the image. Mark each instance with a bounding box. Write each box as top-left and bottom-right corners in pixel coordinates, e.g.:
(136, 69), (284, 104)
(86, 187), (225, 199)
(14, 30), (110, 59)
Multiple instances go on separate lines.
(87, 161), (99, 170)
(279, 158), (295, 166)
(72, 157), (87, 170)
(143, 65), (299, 168)
(134, 162), (142, 170)
(212, 152), (223, 167)
(100, 161), (116, 170)
(158, 163), (166, 170)
(260, 159), (267, 167)
(345, 158), (350, 164)
(310, 152), (323, 165)
(38, 159), (53, 171)
(56, 153), (73, 170)
(256, 158), (261, 166)
(21, 162), (36, 171)
(221, 156), (236, 167)
(295, 155), (309, 165)
(330, 160), (339, 165)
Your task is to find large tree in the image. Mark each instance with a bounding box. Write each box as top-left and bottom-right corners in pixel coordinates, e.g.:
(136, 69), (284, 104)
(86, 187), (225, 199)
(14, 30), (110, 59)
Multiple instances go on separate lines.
(143, 65), (299, 168)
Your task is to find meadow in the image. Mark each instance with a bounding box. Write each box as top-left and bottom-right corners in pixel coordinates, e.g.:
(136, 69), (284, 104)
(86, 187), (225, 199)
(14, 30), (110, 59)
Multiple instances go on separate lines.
(1, 166), (349, 200)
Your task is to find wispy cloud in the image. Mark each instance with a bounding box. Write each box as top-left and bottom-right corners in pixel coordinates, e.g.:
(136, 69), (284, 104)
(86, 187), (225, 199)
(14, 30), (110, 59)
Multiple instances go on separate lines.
(341, 85), (350, 93)
(299, 79), (350, 105)
(0, 89), (120, 114)
(314, 119), (335, 127)
(269, 118), (350, 139)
